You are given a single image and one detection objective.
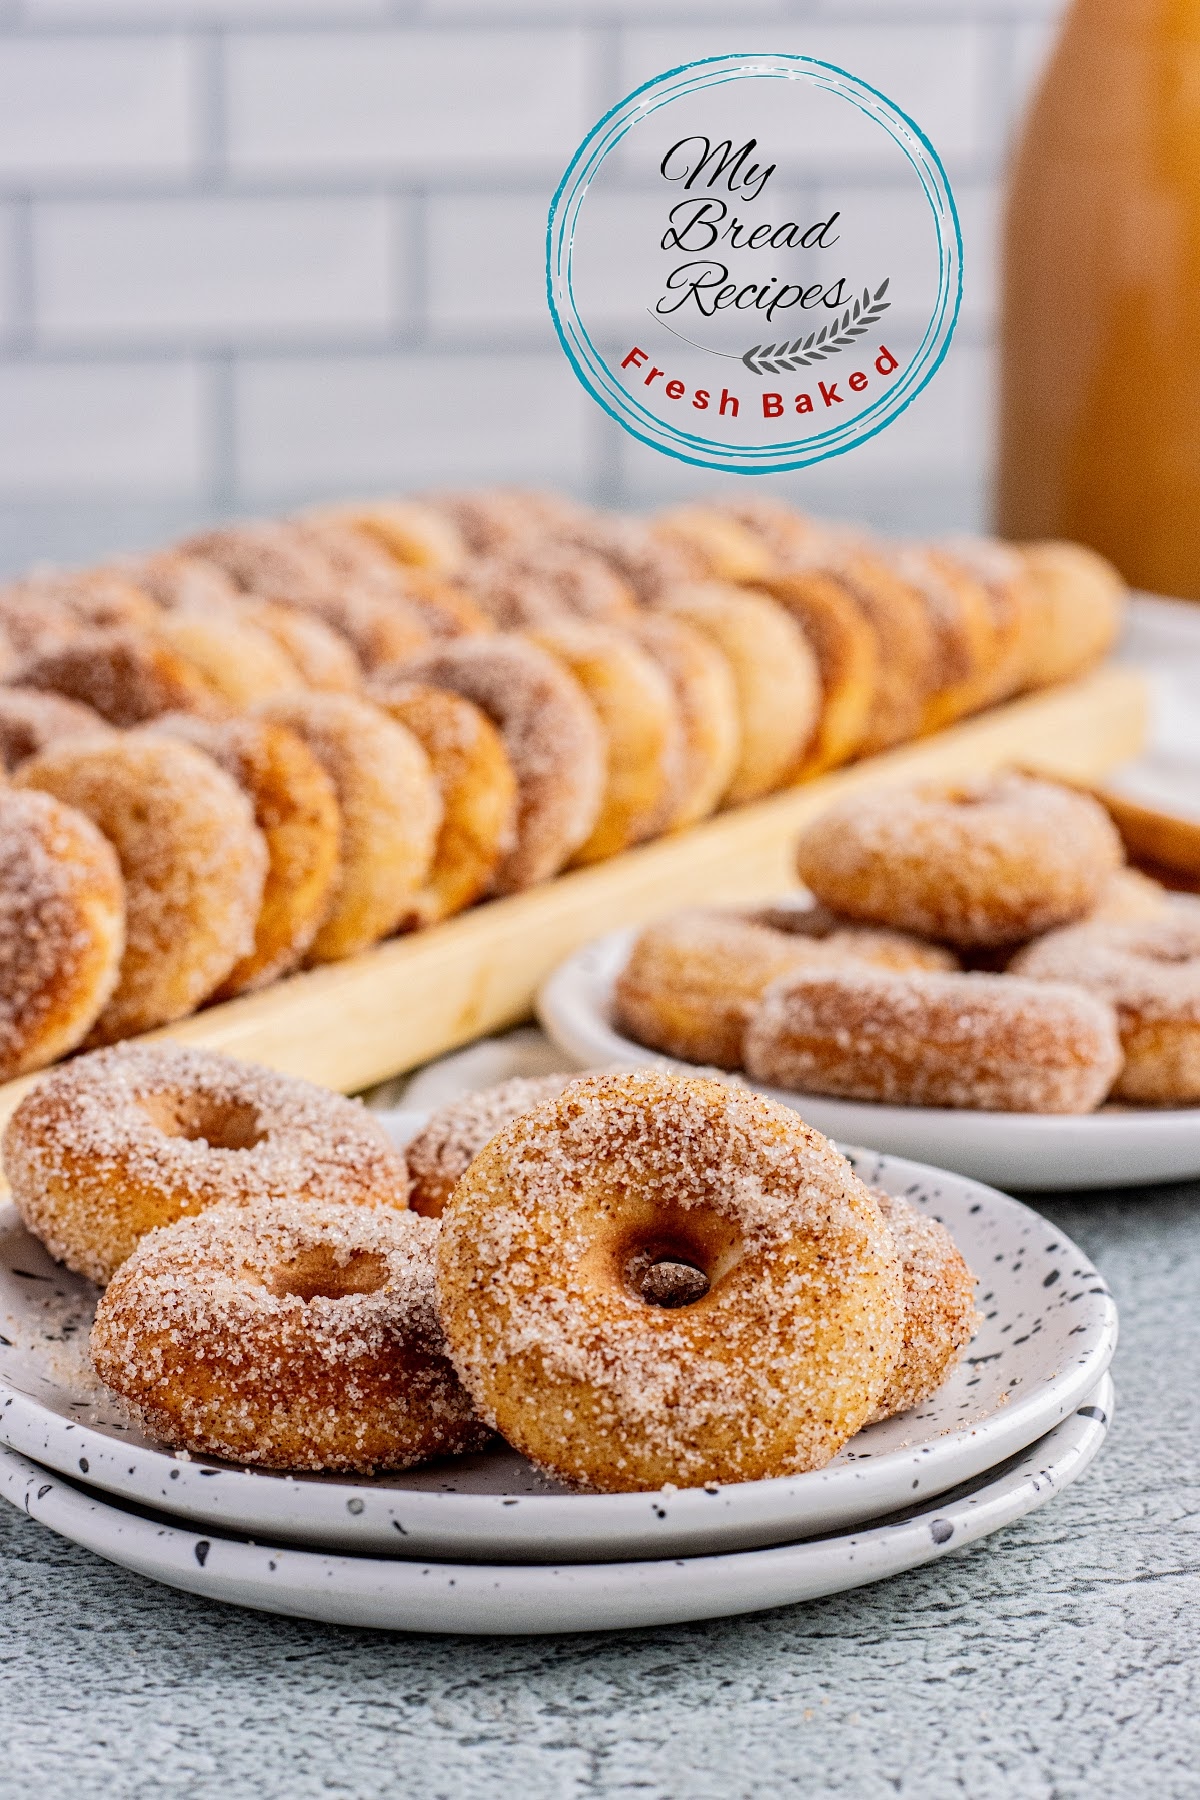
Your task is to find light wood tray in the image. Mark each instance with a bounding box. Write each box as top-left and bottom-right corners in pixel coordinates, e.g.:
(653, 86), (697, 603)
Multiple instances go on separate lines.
(0, 666), (1147, 1139)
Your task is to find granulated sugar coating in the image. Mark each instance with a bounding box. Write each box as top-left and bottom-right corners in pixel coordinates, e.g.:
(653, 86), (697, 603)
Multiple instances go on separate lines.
(795, 772), (1124, 948)
(867, 1192), (978, 1422)
(1013, 915), (1200, 1104)
(406, 1073), (578, 1217)
(0, 787), (125, 1081)
(91, 1197), (487, 1472)
(436, 1070), (903, 1493)
(0, 686), (112, 773)
(745, 965), (1122, 1113)
(2, 1042), (410, 1286)
(16, 626), (222, 728)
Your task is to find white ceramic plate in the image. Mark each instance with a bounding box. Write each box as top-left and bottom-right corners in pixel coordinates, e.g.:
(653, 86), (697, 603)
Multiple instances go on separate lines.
(536, 930), (1200, 1190)
(0, 1374), (1113, 1635)
(0, 1133), (1117, 1561)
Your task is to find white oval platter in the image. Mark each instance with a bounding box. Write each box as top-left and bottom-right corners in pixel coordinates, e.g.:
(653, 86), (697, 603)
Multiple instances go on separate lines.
(536, 929), (1200, 1190)
(0, 1130), (1116, 1562)
(0, 1374), (1113, 1635)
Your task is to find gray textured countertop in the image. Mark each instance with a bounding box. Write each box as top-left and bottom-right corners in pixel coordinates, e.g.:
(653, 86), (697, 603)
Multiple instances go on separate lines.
(1, 1179), (1197, 1800)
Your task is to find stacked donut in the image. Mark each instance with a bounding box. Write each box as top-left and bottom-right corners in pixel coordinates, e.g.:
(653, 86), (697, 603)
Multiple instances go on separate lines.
(0, 489), (1127, 1085)
(3, 1046), (977, 1490)
(615, 772), (1200, 1110)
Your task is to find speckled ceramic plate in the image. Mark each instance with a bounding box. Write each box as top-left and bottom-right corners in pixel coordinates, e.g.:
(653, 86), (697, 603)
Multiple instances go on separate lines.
(537, 930), (1200, 1190)
(0, 1127), (1117, 1562)
(0, 1374), (1113, 1634)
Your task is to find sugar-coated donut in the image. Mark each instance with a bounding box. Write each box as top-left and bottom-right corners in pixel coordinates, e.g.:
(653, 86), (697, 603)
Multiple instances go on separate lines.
(0, 788), (124, 1081)
(824, 549), (942, 753)
(406, 1073), (576, 1217)
(396, 635), (604, 892)
(891, 547), (998, 733)
(796, 774), (1125, 948)
(370, 681), (516, 929)
(1, 569), (161, 643)
(91, 1198), (486, 1471)
(3, 1043), (410, 1286)
(16, 733), (266, 1043)
(239, 598), (362, 693)
(16, 626), (222, 726)
(649, 505), (777, 585)
(936, 538), (1039, 711)
(118, 550), (243, 614)
(422, 487), (587, 557)
(1018, 542), (1126, 689)
(0, 686), (111, 772)
(614, 907), (957, 1069)
(621, 612), (740, 832)
(744, 965), (1122, 1112)
(526, 620), (679, 864)
(651, 583), (821, 803)
(181, 519), (344, 603)
(867, 1192), (977, 1422)
(311, 499), (468, 573)
(150, 715), (341, 995)
(758, 567), (879, 776)
(1011, 916), (1200, 1104)
(155, 611), (301, 707)
(283, 588), (433, 675)
(456, 546), (635, 629)
(255, 692), (441, 963)
(436, 1070), (904, 1492)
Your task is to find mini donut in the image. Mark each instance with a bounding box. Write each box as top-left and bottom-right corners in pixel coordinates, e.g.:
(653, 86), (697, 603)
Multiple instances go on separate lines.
(0, 588), (84, 658)
(154, 611), (301, 708)
(621, 612), (740, 831)
(525, 620), (680, 864)
(90, 1198), (487, 1471)
(650, 582), (821, 803)
(455, 546), (635, 629)
(795, 774), (1125, 947)
(311, 499), (468, 573)
(287, 588), (433, 675)
(934, 537), (1040, 711)
(891, 547), (998, 733)
(16, 626), (222, 726)
(744, 965), (1122, 1113)
(435, 1069), (904, 1492)
(757, 567), (879, 776)
(823, 549), (943, 753)
(395, 636), (604, 892)
(370, 681), (517, 929)
(1011, 916), (1200, 1104)
(15, 732), (267, 1043)
(180, 520), (343, 604)
(238, 598), (362, 693)
(553, 512), (695, 603)
(1018, 541), (1126, 689)
(150, 715), (341, 995)
(385, 566), (491, 639)
(3, 568), (162, 637)
(422, 488), (589, 557)
(0, 788), (124, 1082)
(293, 519), (490, 640)
(3, 1042), (410, 1286)
(649, 504), (778, 585)
(0, 686), (111, 772)
(867, 1192), (977, 1422)
(406, 1073), (577, 1217)
(707, 494), (839, 565)
(614, 907), (956, 1069)
(254, 692), (441, 962)
(117, 551), (242, 614)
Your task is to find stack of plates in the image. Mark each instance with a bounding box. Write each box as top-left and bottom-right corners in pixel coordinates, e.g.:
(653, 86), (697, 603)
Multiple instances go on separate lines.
(0, 1108), (1117, 1634)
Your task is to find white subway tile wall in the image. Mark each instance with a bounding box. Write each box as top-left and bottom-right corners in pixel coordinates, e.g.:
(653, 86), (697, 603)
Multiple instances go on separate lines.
(0, 0), (1066, 574)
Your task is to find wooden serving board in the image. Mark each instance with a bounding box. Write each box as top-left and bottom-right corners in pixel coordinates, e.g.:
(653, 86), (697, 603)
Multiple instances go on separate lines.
(0, 666), (1147, 1139)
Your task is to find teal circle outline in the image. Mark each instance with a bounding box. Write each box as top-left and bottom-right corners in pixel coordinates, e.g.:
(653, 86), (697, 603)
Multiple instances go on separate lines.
(546, 54), (962, 474)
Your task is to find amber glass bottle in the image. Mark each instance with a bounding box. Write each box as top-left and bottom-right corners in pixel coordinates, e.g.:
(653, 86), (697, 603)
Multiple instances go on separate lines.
(998, 0), (1200, 597)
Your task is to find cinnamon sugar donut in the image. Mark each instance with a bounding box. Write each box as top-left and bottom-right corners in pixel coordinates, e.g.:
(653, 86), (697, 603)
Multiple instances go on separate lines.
(406, 1073), (576, 1217)
(0, 788), (124, 1081)
(795, 774), (1125, 948)
(423, 487), (588, 557)
(1011, 916), (1200, 1104)
(758, 567), (879, 776)
(284, 587), (433, 675)
(1, 569), (161, 640)
(16, 626), (222, 727)
(155, 611), (301, 707)
(0, 686), (111, 772)
(239, 599), (362, 693)
(255, 692), (440, 963)
(1018, 541), (1126, 689)
(118, 551), (242, 614)
(456, 546), (635, 629)
(650, 504), (777, 585)
(824, 549), (942, 753)
(614, 907), (957, 1069)
(651, 583), (820, 803)
(936, 538), (1040, 711)
(396, 636), (604, 892)
(371, 681), (517, 929)
(151, 715), (341, 995)
(91, 1198), (486, 1471)
(744, 965), (1122, 1112)
(526, 620), (679, 864)
(868, 1193), (977, 1422)
(181, 519), (342, 603)
(4, 1043), (410, 1286)
(312, 499), (468, 573)
(436, 1070), (904, 1492)
(892, 547), (998, 733)
(15, 733), (267, 1042)
(621, 612), (740, 831)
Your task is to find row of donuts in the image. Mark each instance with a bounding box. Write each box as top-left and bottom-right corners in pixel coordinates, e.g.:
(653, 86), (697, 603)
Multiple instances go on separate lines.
(615, 772), (1200, 1111)
(3, 1044), (977, 1490)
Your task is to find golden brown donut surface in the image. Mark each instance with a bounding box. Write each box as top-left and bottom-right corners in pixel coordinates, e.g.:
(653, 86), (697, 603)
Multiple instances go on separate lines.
(0, 788), (125, 1082)
(3, 1043), (410, 1286)
(1018, 541), (1126, 689)
(90, 1197), (486, 1471)
(745, 965), (1122, 1113)
(757, 566), (879, 776)
(239, 598), (363, 692)
(621, 611), (740, 832)
(0, 686), (111, 772)
(155, 611), (301, 707)
(16, 626), (223, 726)
(436, 1070), (903, 1492)
(795, 773), (1125, 947)
(867, 1192), (977, 1421)
(406, 1072), (577, 1217)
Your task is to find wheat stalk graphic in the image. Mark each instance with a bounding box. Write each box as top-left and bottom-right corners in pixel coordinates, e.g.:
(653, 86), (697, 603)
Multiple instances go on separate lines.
(741, 280), (890, 375)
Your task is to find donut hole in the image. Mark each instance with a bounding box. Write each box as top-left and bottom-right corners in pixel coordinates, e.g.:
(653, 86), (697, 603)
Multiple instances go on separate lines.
(138, 1092), (265, 1152)
(264, 1246), (389, 1304)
